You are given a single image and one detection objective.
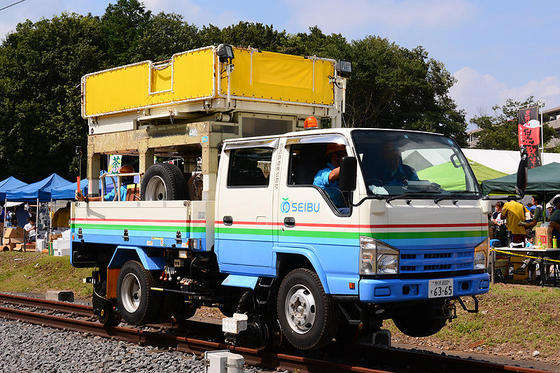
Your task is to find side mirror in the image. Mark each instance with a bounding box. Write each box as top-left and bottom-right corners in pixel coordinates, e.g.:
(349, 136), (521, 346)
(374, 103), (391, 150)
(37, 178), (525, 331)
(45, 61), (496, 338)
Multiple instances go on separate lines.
(339, 156), (357, 192)
(516, 149), (528, 197)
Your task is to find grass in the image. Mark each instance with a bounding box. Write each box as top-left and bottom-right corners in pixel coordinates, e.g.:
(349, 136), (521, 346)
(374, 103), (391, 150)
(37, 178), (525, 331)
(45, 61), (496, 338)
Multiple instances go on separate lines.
(386, 283), (560, 361)
(0, 252), (92, 298)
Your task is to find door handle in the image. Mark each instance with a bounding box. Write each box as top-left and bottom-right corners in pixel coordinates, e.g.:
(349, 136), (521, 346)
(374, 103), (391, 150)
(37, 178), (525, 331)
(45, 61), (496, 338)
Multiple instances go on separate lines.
(223, 216), (233, 226)
(284, 217), (296, 228)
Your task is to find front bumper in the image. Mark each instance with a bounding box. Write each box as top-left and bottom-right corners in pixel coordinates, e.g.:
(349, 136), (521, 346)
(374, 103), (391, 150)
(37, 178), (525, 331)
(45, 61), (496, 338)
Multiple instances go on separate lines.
(359, 273), (489, 303)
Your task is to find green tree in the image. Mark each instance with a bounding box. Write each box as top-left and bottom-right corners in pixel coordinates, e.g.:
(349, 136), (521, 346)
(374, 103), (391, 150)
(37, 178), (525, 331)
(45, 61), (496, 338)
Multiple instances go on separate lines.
(134, 13), (199, 61)
(473, 97), (555, 150)
(345, 37), (467, 145)
(0, 14), (105, 181)
(199, 21), (288, 52)
(101, 0), (152, 66)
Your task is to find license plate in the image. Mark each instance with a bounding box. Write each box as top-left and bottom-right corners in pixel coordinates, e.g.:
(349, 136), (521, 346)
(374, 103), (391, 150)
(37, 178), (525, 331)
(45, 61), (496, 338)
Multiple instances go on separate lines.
(428, 279), (453, 298)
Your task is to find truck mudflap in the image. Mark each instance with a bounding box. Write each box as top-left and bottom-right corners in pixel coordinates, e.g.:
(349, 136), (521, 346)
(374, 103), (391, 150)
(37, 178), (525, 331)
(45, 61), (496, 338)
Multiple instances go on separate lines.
(358, 273), (489, 303)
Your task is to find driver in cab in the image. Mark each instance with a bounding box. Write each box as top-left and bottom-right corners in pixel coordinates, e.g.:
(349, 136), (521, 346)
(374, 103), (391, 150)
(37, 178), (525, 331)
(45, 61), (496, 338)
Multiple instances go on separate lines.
(376, 142), (418, 186)
(313, 143), (349, 212)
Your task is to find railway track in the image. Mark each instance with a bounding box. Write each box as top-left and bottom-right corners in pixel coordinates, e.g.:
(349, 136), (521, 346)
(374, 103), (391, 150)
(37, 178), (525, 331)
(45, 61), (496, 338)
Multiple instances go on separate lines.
(0, 293), (552, 373)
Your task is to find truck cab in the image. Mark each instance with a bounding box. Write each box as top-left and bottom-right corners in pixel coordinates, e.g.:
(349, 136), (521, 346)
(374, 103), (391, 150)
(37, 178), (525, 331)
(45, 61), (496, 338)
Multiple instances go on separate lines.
(212, 128), (489, 348)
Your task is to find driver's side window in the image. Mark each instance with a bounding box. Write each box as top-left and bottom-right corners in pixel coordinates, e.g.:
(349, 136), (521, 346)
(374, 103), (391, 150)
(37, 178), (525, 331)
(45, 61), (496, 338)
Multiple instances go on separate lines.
(287, 143), (351, 216)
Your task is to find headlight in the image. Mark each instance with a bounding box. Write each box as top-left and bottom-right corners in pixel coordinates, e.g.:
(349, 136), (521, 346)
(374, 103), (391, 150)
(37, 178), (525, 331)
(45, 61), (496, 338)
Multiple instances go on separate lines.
(473, 238), (488, 270)
(360, 236), (376, 274)
(360, 236), (399, 275)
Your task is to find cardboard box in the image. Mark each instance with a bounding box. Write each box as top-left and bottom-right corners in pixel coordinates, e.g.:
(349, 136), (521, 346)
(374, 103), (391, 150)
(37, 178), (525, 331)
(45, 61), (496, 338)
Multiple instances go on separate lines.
(15, 243), (33, 251)
(36, 239), (46, 252)
(535, 227), (551, 248)
(3, 227), (24, 239)
(3, 243), (16, 251)
(50, 233), (62, 242)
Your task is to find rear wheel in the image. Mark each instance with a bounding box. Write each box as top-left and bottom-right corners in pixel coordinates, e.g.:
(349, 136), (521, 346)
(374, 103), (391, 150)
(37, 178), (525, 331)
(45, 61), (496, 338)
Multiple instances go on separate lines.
(116, 260), (160, 325)
(276, 268), (337, 350)
(141, 163), (186, 201)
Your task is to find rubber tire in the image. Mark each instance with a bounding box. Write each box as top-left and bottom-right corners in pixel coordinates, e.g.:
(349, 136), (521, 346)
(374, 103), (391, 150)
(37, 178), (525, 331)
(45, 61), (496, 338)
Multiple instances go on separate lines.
(141, 163), (187, 201)
(392, 302), (447, 337)
(276, 268), (338, 351)
(116, 260), (160, 325)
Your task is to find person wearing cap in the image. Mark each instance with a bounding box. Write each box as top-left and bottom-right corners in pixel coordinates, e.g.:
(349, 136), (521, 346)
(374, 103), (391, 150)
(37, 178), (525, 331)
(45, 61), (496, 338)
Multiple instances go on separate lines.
(313, 143), (348, 211)
(77, 165), (135, 202)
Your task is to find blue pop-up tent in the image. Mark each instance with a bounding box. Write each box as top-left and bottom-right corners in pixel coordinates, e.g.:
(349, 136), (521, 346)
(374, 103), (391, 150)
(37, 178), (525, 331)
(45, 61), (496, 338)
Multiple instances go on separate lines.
(0, 177), (27, 200)
(6, 173), (72, 202)
(51, 179), (91, 200)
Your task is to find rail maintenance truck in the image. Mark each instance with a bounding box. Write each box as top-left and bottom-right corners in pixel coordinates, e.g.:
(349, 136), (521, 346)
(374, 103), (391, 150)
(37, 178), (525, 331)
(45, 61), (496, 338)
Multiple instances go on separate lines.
(71, 45), (493, 351)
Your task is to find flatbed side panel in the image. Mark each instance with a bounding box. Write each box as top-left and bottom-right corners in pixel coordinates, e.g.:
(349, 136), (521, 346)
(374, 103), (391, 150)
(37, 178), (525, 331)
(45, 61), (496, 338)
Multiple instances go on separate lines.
(71, 200), (194, 249)
(224, 49), (335, 105)
(83, 47), (215, 118)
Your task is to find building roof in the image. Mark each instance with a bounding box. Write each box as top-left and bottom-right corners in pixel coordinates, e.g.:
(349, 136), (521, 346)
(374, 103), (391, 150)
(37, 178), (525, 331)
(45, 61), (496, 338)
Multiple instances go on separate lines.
(543, 105), (560, 115)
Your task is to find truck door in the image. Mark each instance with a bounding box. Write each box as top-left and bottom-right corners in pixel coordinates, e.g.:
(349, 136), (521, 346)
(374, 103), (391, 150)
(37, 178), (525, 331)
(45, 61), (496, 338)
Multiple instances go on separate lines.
(215, 139), (277, 275)
(275, 134), (360, 295)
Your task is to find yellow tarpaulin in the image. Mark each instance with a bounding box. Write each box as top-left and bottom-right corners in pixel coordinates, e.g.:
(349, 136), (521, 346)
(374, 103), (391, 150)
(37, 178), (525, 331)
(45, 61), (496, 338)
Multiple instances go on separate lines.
(82, 47), (335, 118)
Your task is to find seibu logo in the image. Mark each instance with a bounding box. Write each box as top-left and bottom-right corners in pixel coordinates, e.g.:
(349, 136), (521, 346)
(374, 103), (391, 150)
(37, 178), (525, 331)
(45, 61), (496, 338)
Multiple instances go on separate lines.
(280, 198), (320, 213)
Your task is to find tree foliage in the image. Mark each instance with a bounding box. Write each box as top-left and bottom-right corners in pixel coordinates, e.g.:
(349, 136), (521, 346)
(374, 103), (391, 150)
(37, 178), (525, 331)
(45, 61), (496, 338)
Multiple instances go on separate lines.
(473, 97), (555, 151)
(0, 0), (468, 181)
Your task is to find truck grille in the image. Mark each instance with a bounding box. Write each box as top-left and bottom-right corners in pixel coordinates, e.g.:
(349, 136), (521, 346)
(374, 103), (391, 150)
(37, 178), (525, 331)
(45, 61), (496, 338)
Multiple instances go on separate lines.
(399, 248), (473, 274)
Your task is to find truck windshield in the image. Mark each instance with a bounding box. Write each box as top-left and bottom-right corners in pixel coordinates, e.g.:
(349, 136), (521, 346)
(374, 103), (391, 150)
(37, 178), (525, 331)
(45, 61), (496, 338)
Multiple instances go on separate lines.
(351, 129), (480, 197)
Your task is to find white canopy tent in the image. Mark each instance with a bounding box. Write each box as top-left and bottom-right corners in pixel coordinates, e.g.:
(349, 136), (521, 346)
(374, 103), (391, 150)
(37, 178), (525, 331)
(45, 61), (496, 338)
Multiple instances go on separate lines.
(461, 149), (560, 175)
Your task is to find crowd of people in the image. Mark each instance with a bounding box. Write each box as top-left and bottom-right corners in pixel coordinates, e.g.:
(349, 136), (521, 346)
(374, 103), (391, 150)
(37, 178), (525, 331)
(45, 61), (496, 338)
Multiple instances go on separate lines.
(490, 195), (560, 282)
(0, 205), (37, 242)
(490, 195), (560, 247)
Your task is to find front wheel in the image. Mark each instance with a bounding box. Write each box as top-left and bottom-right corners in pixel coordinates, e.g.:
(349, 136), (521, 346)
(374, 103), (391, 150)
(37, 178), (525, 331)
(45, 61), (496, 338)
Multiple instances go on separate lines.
(392, 300), (447, 337)
(276, 268), (337, 350)
(116, 260), (160, 325)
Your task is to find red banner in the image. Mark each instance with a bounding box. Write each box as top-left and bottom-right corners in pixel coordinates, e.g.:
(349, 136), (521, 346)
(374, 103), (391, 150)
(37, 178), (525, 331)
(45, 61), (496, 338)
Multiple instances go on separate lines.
(518, 106), (541, 168)
(518, 124), (540, 146)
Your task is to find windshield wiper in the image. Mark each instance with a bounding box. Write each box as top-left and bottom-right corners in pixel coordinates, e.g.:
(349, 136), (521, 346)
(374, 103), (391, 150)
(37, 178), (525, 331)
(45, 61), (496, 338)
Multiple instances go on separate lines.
(434, 195), (458, 204)
(386, 193), (414, 203)
(434, 192), (480, 204)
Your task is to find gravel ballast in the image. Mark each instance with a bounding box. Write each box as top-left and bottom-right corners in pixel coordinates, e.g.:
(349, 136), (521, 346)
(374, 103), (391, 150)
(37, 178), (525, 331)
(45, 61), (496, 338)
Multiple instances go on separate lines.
(0, 318), (263, 372)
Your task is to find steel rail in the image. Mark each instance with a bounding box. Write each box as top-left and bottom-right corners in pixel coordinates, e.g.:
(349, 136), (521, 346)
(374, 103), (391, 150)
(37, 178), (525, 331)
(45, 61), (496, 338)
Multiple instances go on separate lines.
(0, 294), (553, 373)
(0, 293), (92, 316)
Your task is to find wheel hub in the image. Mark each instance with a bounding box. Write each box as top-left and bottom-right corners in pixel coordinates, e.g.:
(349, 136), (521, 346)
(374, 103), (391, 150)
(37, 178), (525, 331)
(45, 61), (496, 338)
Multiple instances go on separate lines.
(121, 273), (141, 313)
(144, 175), (167, 201)
(285, 284), (316, 334)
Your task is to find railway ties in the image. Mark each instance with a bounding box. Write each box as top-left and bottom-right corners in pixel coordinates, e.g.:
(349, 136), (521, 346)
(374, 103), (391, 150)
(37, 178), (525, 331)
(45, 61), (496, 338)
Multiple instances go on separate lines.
(0, 293), (551, 373)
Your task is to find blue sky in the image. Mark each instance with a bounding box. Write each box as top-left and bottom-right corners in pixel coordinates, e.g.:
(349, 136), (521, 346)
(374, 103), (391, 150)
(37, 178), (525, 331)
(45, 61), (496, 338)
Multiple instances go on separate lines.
(1, 0), (559, 125)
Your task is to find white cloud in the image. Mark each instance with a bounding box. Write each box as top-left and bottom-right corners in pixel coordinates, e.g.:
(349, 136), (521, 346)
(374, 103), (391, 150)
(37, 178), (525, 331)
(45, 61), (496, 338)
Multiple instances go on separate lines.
(283, 0), (476, 36)
(142, 0), (239, 28)
(450, 66), (560, 126)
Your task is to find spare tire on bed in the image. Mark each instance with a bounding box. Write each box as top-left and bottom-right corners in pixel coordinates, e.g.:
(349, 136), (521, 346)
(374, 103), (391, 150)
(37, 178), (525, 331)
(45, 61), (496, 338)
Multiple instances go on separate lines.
(141, 163), (187, 201)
